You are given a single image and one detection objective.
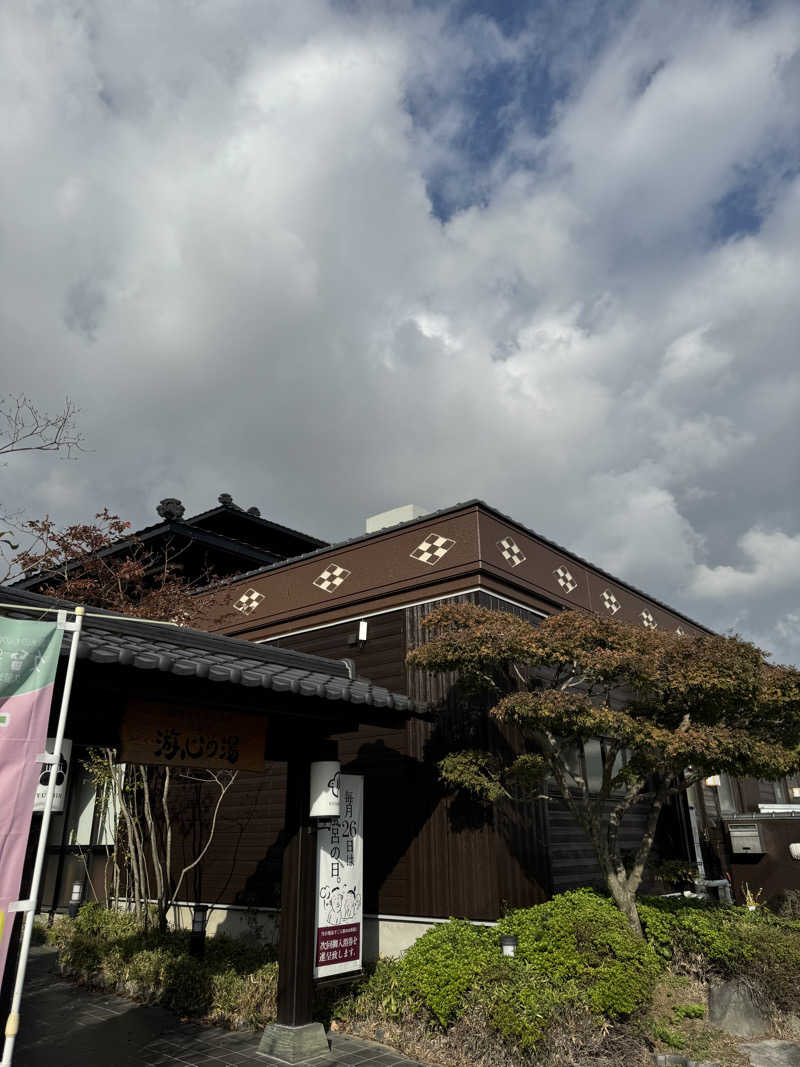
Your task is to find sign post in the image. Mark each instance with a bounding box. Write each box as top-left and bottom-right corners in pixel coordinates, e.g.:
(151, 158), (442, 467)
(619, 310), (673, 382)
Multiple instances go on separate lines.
(1, 607), (83, 1067)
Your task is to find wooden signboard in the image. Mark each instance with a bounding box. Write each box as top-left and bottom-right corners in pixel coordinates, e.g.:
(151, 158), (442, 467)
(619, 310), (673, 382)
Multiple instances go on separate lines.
(119, 700), (266, 771)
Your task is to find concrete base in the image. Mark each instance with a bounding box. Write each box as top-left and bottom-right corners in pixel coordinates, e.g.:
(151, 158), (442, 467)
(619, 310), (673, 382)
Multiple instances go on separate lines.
(257, 1022), (331, 1063)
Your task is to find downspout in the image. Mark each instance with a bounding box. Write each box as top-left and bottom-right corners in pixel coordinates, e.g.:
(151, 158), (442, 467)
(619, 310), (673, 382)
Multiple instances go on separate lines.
(685, 781), (707, 882)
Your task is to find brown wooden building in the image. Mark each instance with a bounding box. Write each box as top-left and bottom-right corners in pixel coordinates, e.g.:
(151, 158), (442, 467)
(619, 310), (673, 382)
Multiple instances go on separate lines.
(22, 497), (799, 944)
(187, 500), (713, 936)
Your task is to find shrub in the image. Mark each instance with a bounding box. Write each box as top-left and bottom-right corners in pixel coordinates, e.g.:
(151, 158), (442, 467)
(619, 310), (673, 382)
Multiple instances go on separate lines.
(57, 933), (103, 980)
(773, 889), (800, 921)
(161, 954), (211, 1017)
(53, 905), (278, 1028)
(651, 1023), (686, 1049)
(72, 901), (140, 942)
(638, 896), (755, 971)
(395, 919), (496, 1026)
(496, 889), (662, 1019)
(210, 964), (278, 1028)
(31, 920), (48, 946)
(476, 961), (566, 1051)
(337, 891), (662, 1056)
(673, 1003), (705, 1019)
(126, 947), (172, 990)
(330, 957), (404, 1023)
(639, 895), (800, 1014)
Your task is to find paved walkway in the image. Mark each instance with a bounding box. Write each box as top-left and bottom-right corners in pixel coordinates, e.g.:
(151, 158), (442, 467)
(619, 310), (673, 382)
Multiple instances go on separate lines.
(13, 948), (424, 1067)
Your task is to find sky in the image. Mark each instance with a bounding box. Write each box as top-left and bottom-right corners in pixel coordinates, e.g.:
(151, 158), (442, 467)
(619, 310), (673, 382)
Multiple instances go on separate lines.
(1, 0), (799, 665)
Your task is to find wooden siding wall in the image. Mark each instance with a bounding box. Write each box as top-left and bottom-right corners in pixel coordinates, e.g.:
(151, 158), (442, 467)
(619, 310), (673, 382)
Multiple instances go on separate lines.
(547, 798), (649, 894)
(162, 612), (412, 912)
(165, 764), (287, 909)
(272, 614), (412, 915)
(405, 594), (550, 918)
(165, 590), (687, 920)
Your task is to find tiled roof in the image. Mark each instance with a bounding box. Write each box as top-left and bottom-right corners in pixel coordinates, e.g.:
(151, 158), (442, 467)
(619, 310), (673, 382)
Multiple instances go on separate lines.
(185, 503), (328, 548)
(0, 587), (413, 712)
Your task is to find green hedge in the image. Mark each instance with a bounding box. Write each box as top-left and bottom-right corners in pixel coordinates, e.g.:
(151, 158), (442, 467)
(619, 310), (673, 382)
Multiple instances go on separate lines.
(334, 890), (800, 1054)
(52, 894), (800, 1053)
(50, 903), (278, 1026)
(639, 895), (800, 1012)
(335, 890), (663, 1051)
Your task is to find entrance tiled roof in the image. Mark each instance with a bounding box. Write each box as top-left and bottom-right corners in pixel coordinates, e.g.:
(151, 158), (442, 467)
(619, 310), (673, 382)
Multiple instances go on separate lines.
(0, 586), (413, 712)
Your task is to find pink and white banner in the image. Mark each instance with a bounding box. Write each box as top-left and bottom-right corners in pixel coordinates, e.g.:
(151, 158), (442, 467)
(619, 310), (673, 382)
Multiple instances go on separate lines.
(0, 618), (62, 987)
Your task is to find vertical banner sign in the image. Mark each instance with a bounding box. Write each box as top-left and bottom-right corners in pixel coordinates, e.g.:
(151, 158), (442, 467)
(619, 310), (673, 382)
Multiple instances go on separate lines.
(314, 774), (363, 979)
(0, 619), (62, 987)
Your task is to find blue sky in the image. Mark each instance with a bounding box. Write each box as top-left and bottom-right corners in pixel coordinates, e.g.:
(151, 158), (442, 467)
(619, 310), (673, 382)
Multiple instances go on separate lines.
(1, 0), (799, 663)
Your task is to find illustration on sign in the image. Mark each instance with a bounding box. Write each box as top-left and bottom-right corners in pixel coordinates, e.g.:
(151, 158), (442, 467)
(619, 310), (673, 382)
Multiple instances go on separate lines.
(314, 774), (363, 979)
(33, 738), (72, 812)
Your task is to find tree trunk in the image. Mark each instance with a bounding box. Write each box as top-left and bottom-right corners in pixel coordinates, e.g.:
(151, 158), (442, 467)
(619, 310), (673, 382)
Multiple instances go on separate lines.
(139, 766), (167, 934)
(605, 869), (644, 938)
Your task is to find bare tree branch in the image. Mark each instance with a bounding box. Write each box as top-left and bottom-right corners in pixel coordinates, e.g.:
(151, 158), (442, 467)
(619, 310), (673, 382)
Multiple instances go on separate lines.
(0, 394), (84, 460)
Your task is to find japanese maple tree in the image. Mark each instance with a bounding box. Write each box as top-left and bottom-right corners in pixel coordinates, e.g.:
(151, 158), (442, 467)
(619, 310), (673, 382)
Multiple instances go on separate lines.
(407, 604), (800, 935)
(11, 509), (210, 623)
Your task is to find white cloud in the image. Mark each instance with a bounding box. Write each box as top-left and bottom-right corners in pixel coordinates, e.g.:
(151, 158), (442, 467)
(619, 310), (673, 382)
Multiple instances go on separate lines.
(691, 529), (800, 599)
(1, 0), (799, 665)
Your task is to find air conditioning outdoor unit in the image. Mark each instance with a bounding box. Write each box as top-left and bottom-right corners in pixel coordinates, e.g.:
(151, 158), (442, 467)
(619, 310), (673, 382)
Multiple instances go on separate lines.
(728, 822), (765, 855)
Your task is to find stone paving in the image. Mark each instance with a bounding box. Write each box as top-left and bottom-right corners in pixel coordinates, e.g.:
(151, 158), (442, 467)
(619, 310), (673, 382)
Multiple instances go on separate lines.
(13, 948), (425, 1067)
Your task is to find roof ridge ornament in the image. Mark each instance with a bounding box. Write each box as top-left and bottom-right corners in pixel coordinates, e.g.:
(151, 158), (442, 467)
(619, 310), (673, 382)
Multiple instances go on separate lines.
(156, 498), (185, 520)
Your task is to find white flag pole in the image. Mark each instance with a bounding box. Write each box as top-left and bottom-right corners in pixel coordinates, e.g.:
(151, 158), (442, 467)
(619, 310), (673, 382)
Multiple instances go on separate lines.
(2, 606), (84, 1067)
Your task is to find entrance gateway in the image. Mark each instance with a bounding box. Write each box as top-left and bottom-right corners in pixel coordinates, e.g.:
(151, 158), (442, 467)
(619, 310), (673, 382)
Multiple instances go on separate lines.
(0, 585), (413, 1066)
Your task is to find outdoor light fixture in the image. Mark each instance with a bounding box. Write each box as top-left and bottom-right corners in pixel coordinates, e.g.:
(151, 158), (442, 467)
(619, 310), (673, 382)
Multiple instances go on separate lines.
(348, 620), (369, 648)
(704, 775), (721, 788)
(68, 880), (83, 919)
(792, 787), (800, 799)
(309, 761), (341, 818)
(500, 935), (517, 958)
(190, 904), (209, 958)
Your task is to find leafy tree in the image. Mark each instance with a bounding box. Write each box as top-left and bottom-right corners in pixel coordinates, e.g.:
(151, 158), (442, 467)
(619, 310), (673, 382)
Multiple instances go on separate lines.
(407, 605), (800, 935)
(10, 509), (211, 623)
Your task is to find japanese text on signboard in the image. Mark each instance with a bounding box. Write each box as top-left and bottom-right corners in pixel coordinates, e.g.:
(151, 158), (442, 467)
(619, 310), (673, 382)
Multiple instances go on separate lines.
(119, 700), (266, 771)
(314, 775), (363, 979)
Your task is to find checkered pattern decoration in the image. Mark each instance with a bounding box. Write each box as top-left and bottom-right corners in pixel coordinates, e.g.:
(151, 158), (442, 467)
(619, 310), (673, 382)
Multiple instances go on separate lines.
(601, 589), (621, 615)
(313, 563), (351, 593)
(554, 565), (578, 594)
(233, 588), (265, 615)
(410, 532), (456, 566)
(640, 610), (657, 630)
(497, 536), (526, 567)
